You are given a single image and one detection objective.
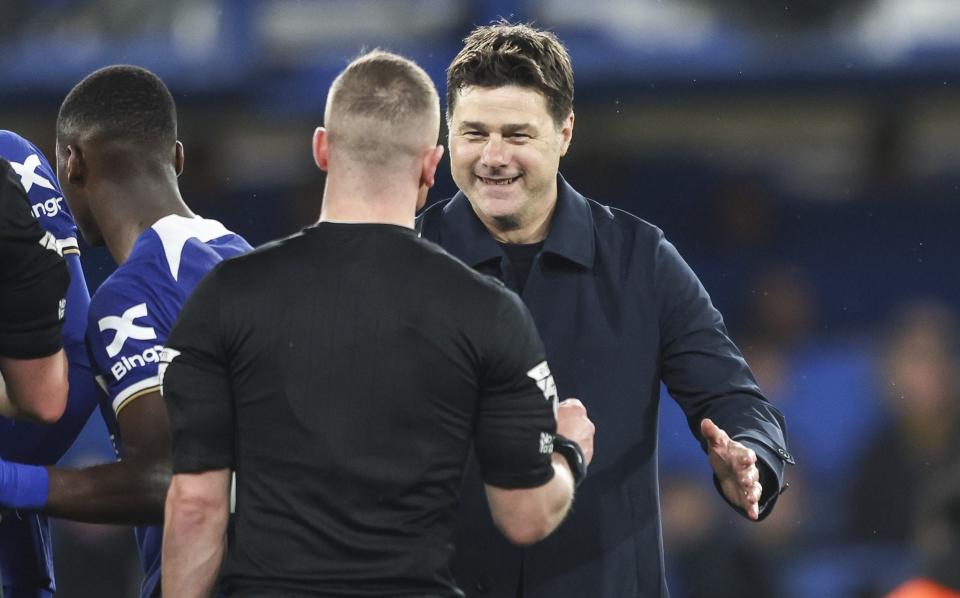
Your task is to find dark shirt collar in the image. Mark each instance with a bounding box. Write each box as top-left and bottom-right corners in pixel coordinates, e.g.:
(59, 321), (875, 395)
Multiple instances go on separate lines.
(437, 174), (595, 269)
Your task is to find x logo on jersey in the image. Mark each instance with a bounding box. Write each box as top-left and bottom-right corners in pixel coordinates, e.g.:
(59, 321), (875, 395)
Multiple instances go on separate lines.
(98, 303), (157, 358)
(10, 154), (55, 193)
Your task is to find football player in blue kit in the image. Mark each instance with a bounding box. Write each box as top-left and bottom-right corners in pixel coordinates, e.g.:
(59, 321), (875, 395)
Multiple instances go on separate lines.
(0, 66), (251, 598)
(0, 130), (104, 598)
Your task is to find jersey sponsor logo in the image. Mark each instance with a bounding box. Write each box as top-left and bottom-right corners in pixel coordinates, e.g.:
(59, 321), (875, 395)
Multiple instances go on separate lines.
(58, 298), (66, 321)
(98, 303), (158, 358)
(157, 347), (181, 392)
(110, 344), (165, 382)
(10, 154), (56, 193)
(31, 196), (65, 219)
(527, 360), (559, 415)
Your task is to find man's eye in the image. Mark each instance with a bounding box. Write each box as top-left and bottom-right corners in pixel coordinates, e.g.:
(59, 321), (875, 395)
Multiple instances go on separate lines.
(510, 133), (531, 140)
(463, 131), (484, 138)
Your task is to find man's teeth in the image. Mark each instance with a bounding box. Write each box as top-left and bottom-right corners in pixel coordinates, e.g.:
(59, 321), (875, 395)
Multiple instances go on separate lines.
(480, 176), (517, 185)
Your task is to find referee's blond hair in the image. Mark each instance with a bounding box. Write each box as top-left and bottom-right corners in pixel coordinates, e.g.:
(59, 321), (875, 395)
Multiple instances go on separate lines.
(325, 50), (440, 167)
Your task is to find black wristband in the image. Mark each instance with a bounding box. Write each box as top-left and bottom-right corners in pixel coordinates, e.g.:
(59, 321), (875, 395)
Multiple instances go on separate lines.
(553, 434), (587, 487)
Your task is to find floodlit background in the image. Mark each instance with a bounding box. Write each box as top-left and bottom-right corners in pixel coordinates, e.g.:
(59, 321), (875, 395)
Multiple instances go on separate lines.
(3, 1), (959, 596)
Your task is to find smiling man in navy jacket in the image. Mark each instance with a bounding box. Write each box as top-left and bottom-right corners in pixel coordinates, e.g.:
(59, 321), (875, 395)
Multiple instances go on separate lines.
(418, 22), (794, 598)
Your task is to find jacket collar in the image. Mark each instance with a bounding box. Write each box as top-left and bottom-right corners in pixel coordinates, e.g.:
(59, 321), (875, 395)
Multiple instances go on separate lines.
(438, 174), (595, 269)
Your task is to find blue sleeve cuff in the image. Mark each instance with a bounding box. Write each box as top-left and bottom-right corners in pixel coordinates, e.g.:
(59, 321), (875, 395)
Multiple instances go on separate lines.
(0, 460), (49, 510)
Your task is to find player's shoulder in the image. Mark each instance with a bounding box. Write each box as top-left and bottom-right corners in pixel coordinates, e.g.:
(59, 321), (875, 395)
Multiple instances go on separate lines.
(142, 215), (249, 281)
(88, 266), (155, 323)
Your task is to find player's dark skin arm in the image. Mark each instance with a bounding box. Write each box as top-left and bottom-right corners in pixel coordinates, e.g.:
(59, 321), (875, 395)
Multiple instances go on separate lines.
(44, 391), (171, 524)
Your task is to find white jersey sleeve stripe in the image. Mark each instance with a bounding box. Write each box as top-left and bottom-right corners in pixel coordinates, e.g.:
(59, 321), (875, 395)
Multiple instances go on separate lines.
(112, 376), (161, 414)
(57, 237), (79, 253)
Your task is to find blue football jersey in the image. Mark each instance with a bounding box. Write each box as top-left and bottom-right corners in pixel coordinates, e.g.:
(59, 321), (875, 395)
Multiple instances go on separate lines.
(0, 131), (103, 595)
(87, 214), (251, 598)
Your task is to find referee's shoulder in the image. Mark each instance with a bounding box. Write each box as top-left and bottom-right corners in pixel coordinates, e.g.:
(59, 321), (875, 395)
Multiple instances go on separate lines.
(409, 235), (508, 301)
(216, 229), (306, 268)
(416, 196), (448, 228)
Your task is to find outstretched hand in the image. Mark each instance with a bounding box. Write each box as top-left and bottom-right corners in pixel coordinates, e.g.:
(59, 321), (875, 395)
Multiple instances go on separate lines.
(701, 418), (761, 520)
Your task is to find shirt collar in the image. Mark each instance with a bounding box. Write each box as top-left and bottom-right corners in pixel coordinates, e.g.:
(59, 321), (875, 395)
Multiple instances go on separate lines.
(438, 174), (595, 269)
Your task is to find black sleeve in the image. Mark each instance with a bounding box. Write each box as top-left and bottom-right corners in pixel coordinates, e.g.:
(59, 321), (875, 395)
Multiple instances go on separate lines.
(0, 159), (69, 359)
(474, 286), (557, 489)
(161, 266), (234, 473)
(654, 232), (794, 518)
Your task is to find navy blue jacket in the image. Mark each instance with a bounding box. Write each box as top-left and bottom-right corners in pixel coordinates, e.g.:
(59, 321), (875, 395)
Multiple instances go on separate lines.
(418, 176), (792, 598)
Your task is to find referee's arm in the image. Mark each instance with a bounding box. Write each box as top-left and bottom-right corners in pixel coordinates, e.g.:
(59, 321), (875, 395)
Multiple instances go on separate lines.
(476, 291), (596, 546)
(163, 469), (231, 598)
(161, 269), (234, 597)
(484, 398), (594, 545)
(0, 158), (70, 423)
(0, 352), (68, 423)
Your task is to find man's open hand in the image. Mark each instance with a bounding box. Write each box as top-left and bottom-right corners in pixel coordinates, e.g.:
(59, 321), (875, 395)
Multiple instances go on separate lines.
(701, 418), (761, 520)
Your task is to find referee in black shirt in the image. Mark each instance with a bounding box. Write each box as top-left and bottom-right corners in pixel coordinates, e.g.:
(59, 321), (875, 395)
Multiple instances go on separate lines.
(0, 157), (71, 597)
(160, 51), (595, 597)
(0, 157), (69, 424)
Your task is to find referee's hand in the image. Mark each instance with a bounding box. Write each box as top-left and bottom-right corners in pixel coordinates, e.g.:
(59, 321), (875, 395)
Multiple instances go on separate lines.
(556, 399), (595, 465)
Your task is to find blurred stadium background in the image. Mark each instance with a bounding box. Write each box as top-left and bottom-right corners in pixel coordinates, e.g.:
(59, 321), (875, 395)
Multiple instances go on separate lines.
(3, 1), (960, 596)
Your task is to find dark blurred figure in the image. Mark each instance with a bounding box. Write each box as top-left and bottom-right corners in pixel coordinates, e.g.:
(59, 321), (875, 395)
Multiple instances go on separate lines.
(885, 465), (960, 597)
(661, 472), (797, 598)
(849, 300), (960, 546)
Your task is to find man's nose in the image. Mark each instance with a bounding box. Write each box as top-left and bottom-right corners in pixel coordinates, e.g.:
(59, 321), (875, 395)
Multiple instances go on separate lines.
(481, 135), (509, 168)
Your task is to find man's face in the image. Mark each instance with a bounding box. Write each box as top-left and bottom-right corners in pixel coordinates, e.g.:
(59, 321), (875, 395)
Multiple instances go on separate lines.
(448, 85), (572, 238)
(55, 138), (104, 246)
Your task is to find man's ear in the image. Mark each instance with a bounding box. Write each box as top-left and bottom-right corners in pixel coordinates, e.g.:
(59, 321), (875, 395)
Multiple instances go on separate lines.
(174, 141), (185, 176)
(415, 145), (445, 213)
(559, 112), (575, 157)
(420, 144), (445, 189)
(313, 127), (330, 172)
(64, 144), (86, 187)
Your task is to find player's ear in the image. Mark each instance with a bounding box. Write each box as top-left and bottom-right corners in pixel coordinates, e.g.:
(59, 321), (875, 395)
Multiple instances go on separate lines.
(174, 141), (185, 177)
(312, 127), (330, 172)
(63, 144), (86, 187)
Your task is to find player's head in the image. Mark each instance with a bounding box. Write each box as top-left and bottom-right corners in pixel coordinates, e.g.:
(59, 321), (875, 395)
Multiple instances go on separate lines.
(55, 65), (182, 246)
(313, 50), (444, 209)
(445, 22), (575, 238)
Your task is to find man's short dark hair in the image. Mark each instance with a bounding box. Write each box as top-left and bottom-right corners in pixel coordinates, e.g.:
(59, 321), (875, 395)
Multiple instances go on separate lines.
(57, 65), (177, 149)
(447, 21), (574, 126)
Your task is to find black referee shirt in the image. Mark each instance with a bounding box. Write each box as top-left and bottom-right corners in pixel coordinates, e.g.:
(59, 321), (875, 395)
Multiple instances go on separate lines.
(0, 158), (68, 359)
(162, 222), (558, 597)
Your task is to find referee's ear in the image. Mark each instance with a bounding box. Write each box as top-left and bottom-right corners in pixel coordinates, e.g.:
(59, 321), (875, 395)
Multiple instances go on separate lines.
(420, 144), (444, 189)
(312, 127), (330, 172)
